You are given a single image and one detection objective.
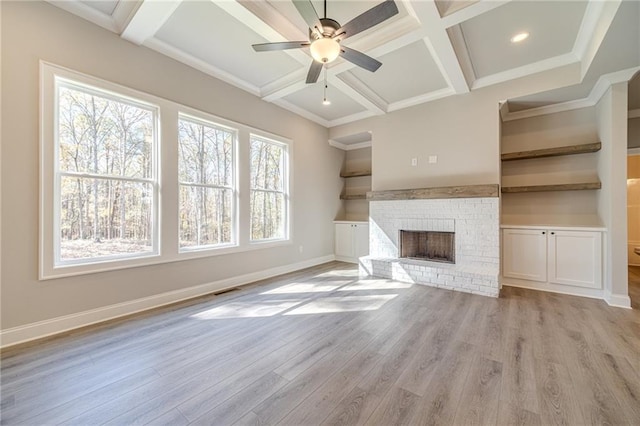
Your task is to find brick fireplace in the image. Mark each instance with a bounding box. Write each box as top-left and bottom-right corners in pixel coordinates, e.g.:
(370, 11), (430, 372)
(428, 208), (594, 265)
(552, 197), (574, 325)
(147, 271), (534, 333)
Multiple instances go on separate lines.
(359, 185), (500, 297)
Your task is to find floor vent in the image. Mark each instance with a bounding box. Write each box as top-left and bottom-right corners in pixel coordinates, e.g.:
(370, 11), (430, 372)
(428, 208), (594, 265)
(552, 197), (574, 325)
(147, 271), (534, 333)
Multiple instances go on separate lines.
(213, 287), (239, 296)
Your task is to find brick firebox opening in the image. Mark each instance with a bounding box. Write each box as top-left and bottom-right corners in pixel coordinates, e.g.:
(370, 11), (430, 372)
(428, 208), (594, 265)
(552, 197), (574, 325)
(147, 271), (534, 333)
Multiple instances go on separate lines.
(399, 230), (455, 264)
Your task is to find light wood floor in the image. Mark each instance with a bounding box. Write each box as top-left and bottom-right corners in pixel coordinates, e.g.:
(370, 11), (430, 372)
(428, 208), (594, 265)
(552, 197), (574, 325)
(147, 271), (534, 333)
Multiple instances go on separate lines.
(2, 261), (639, 425)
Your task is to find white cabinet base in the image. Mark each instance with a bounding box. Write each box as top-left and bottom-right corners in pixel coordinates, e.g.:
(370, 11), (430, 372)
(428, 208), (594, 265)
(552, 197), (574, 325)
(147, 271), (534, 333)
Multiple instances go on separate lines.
(501, 226), (603, 299)
(335, 222), (369, 264)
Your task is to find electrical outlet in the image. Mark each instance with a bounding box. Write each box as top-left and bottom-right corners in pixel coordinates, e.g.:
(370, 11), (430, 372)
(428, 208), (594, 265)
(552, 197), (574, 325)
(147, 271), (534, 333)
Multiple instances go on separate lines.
(411, 158), (418, 166)
(428, 155), (438, 164)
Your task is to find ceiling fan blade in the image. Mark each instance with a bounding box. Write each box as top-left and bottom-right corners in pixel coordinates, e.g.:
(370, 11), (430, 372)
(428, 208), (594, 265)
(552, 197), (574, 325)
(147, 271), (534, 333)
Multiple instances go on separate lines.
(335, 0), (399, 40)
(306, 61), (323, 84)
(252, 41), (310, 52)
(340, 46), (382, 72)
(293, 0), (323, 36)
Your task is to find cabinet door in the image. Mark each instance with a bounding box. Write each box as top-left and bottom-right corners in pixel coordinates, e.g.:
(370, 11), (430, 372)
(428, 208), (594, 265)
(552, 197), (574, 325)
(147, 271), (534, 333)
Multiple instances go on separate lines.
(548, 231), (602, 289)
(353, 224), (369, 259)
(503, 229), (547, 282)
(335, 224), (354, 258)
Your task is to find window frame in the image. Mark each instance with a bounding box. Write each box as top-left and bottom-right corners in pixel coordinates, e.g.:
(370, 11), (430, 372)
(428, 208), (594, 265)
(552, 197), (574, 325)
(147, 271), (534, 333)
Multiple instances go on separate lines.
(177, 112), (238, 253)
(249, 134), (291, 244)
(40, 62), (294, 280)
(41, 63), (162, 279)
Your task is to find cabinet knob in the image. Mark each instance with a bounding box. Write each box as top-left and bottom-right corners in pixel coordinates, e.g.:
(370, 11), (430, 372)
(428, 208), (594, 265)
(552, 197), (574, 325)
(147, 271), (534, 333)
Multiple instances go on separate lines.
(542, 231), (546, 235)
(551, 232), (555, 235)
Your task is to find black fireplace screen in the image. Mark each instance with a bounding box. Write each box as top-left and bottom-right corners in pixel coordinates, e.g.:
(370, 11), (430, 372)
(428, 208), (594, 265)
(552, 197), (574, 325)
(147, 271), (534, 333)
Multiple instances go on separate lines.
(399, 230), (455, 264)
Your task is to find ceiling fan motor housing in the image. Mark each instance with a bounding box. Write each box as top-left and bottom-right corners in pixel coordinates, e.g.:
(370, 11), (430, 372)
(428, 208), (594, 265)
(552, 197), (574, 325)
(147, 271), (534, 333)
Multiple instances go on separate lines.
(310, 18), (341, 40)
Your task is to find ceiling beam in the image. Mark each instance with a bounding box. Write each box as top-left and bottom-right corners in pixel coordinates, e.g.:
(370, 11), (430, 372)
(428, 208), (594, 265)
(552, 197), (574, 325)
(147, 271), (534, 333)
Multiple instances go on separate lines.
(573, 0), (622, 80)
(440, 0), (513, 29)
(111, 1), (143, 33)
(121, 0), (183, 45)
(330, 74), (387, 115)
(261, 69), (310, 102)
(215, 0), (310, 66)
(144, 37), (261, 96)
(472, 52), (579, 90)
(408, 1), (469, 94)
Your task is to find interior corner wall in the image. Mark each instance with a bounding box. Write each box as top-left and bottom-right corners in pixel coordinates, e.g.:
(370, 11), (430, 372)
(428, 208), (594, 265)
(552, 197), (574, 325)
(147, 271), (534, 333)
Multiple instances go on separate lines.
(596, 82), (630, 305)
(0, 1), (343, 333)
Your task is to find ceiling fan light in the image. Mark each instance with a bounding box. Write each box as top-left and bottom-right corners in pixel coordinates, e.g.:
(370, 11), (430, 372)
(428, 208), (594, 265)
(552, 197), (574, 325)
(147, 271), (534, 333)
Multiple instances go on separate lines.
(310, 38), (341, 63)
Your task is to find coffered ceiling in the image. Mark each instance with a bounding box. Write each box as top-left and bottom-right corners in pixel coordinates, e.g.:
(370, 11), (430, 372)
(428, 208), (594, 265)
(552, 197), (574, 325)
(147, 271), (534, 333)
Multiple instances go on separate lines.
(48, 0), (631, 127)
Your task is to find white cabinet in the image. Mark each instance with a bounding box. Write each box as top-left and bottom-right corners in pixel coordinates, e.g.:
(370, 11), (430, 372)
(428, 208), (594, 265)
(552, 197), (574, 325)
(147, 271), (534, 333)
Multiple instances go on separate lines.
(502, 227), (602, 291)
(503, 229), (548, 282)
(335, 222), (369, 263)
(548, 230), (602, 289)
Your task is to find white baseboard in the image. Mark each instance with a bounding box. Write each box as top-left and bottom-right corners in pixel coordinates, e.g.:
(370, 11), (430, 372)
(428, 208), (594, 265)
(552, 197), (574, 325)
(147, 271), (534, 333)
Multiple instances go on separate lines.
(604, 291), (632, 309)
(0, 255), (336, 349)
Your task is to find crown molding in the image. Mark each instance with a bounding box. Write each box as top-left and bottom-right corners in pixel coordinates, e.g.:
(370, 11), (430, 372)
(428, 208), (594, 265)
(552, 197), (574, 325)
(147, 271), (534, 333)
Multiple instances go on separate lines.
(271, 99), (331, 127)
(328, 139), (372, 151)
(501, 66), (640, 122)
(45, 0), (120, 32)
(144, 37), (261, 97)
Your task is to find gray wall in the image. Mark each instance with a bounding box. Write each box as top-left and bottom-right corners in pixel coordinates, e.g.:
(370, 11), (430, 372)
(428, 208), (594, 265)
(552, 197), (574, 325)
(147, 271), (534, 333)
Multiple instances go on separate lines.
(1, 1), (344, 329)
(329, 64), (581, 192)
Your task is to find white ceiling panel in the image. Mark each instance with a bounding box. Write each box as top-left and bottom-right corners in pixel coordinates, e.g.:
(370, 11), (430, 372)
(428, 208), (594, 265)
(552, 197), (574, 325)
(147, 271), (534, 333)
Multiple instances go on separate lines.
(283, 83), (367, 121)
(507, 0), (640, 112)
(80, 0), (119, 16)
(154, 1), (303, 88)
(460, 1), (587, 78)
(347, 40), (447, 104)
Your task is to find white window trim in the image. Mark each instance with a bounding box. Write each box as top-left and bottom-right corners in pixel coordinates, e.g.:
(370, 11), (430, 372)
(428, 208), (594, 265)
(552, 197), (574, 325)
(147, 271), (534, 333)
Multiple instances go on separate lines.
(40, 62), (293, 280)
(177, 111), (239, 253)
(249, 134), (291, 244)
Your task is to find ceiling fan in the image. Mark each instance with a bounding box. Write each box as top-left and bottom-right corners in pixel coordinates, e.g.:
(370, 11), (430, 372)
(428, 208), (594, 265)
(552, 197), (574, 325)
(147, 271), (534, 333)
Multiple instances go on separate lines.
(252, 0), (399, 84)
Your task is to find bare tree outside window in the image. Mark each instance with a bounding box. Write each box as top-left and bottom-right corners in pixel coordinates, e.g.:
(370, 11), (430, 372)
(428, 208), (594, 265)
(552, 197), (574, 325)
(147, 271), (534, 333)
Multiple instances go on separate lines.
(178, 116), (235, 249)
(57, 82), (156, 263)
(250, 137), (288, 241)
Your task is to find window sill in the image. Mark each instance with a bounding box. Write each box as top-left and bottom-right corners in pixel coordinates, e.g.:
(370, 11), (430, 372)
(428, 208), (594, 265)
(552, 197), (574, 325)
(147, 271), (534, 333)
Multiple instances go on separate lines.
(41, 239), (293, 280)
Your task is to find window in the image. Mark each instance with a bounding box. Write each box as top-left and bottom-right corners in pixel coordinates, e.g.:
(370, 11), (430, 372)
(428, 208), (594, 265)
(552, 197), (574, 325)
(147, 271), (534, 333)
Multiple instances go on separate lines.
(178, 115), (236, 250)
(41, 63), (293, 279)
(55, 79), (158, 265)
(250, 136), (289, 241)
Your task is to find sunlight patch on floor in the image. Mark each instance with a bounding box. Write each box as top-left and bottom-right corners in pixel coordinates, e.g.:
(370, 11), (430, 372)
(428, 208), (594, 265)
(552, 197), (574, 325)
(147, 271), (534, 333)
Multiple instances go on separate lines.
(260, 280), (353, 295)
(283, 294), (397, 315)
(337, 279), (413, 291)
(191, 300), (303, 319)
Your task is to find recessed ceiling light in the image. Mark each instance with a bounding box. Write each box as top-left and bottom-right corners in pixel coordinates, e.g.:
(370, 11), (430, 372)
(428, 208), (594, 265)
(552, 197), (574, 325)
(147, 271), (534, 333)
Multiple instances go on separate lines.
(510, 32), (529, 43)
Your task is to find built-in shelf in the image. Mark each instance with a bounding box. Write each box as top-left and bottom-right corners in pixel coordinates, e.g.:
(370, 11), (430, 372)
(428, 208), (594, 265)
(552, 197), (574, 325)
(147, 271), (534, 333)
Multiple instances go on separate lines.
(340, 193), (367, 200)
(501, 182), (602, 193)
(340, 170), (372, 178)
(501, 142), (601, 161)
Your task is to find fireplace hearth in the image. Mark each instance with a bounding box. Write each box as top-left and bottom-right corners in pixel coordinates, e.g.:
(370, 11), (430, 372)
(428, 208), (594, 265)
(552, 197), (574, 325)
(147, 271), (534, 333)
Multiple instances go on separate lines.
(399, 230), (455, 263)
